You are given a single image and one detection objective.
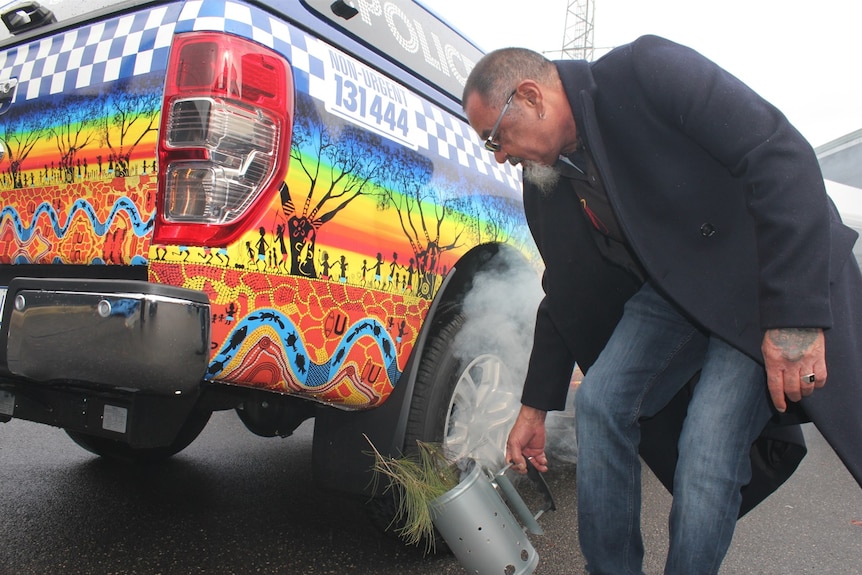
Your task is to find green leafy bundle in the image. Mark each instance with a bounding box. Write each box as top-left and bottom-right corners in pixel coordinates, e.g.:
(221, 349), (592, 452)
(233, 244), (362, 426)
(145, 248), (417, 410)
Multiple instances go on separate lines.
(367, 437), (460, 554)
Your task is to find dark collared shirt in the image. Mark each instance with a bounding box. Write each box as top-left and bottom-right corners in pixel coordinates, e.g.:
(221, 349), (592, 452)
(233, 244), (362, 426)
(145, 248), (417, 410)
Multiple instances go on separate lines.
(558, 148), (646, 282)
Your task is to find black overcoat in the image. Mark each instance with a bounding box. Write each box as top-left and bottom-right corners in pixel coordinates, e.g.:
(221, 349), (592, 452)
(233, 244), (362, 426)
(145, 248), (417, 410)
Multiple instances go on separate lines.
(521, 35), (862, 512)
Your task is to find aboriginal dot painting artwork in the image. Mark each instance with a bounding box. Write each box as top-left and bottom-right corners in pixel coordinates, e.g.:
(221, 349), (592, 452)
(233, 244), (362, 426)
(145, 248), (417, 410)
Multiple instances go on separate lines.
(0, 1), (532, 409)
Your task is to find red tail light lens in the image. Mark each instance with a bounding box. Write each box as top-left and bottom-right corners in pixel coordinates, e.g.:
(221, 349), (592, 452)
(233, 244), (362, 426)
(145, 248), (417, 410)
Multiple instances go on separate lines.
(155, 32), (293, 246)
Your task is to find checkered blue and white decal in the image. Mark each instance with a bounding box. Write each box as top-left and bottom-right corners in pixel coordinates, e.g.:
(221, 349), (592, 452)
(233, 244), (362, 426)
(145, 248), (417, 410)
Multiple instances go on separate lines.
(0, 0), (520, 191)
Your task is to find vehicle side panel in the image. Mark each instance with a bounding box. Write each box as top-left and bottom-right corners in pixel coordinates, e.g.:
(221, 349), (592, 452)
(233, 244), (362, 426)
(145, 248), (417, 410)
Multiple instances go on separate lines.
(152, 1), (528, 409)
(0, 0), (532, 411)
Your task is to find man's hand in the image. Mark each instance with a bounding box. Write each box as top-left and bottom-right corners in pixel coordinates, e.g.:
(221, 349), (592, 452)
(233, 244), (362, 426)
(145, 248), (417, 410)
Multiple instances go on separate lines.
(506, 405), (549, 475)
(761, 327), (827, 412)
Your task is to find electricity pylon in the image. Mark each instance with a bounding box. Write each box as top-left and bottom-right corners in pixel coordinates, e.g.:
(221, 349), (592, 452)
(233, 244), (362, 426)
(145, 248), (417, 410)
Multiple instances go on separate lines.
(560, 0), (595, 61)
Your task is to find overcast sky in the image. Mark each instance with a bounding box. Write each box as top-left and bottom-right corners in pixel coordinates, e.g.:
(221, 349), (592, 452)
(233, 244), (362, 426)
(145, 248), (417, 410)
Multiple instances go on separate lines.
(423, 0), (861, 148)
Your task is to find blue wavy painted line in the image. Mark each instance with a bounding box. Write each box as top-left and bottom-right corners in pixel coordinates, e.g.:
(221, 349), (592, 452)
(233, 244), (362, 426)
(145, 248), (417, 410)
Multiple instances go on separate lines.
(208, 309), (403, 389)
(0, 197), (154, 240)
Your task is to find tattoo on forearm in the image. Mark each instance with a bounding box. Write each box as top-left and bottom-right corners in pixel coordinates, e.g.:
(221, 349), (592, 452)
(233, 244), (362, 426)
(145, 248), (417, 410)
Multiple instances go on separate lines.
(768, 328), (819, 361)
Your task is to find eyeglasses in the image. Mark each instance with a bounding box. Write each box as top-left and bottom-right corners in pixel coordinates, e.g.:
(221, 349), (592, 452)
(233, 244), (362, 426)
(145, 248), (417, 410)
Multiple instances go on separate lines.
(483, 90), (516, 152)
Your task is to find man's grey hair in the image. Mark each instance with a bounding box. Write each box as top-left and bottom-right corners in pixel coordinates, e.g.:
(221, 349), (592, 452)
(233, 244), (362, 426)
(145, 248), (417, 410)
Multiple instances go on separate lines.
(462, 47), (557, 109)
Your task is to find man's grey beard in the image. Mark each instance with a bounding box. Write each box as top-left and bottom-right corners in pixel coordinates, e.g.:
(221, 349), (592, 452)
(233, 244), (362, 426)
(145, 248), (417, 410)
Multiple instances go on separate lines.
(522, 161), (561, 195)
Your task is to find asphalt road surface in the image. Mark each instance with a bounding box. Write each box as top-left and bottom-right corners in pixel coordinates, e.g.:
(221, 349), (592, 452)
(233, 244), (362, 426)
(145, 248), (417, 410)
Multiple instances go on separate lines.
(1, 411), (860, 574)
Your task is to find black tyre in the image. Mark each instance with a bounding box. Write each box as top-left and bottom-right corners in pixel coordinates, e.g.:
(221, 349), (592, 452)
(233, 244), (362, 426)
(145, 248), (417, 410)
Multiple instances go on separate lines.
(405, 313), (522, 471)
(65, 408), (212, 463)
(367, 312), (524, 551)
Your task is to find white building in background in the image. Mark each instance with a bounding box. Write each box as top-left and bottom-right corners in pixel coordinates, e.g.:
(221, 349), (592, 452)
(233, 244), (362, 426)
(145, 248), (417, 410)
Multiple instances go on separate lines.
(818, 128), (862, 189)
(817, 128), (862, 267)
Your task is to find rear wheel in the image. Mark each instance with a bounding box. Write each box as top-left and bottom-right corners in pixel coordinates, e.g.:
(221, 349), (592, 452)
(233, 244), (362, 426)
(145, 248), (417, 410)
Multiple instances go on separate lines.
(65, 407), (212, 464)
(367, 313), (524, 550)
(406, 313), (522, 471)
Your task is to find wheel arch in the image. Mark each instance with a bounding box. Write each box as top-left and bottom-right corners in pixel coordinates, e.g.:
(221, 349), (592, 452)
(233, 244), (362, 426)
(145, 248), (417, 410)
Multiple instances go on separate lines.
(418, 243), (532, 345)
(311, 242), (536, 496)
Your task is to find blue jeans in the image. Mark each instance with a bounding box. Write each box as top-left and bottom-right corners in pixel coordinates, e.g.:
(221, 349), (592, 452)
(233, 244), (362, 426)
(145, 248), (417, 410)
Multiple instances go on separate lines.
(574, 282), (773, 575)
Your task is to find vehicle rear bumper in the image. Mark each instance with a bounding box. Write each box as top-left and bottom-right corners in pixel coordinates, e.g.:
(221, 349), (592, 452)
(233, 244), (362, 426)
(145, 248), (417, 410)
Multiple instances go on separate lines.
(2, 278), (210, 394)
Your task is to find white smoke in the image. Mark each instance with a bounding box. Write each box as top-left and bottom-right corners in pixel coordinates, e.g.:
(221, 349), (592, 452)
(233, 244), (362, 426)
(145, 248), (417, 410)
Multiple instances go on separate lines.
(452, 249), (579, 468)
(453, 250), (543, 375)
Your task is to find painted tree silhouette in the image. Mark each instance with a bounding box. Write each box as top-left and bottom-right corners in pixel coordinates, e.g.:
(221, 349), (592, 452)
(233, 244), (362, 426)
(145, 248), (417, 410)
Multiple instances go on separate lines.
(377, 146), (465, 299)
(0, 106), (48, 188)
(99, 77), (161, 177)
(49, 94), (101, 183)
(480, 194), (522, 244)
(283, 93), (388, 278)
(454, 163), (537, 258)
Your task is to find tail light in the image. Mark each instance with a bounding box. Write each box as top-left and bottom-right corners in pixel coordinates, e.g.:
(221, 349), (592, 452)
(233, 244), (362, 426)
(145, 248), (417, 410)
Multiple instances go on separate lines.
(155, 32), (294, 246)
